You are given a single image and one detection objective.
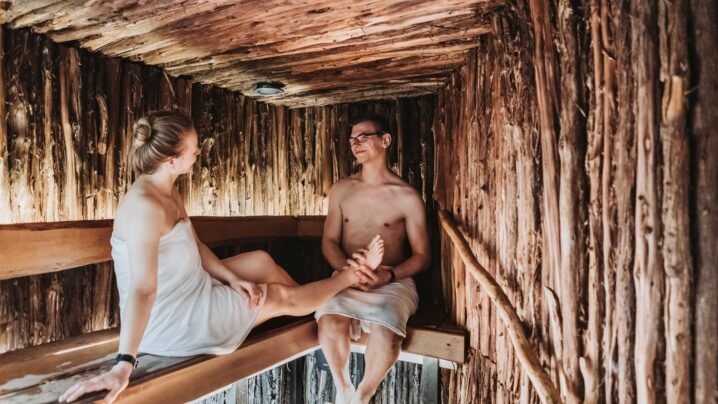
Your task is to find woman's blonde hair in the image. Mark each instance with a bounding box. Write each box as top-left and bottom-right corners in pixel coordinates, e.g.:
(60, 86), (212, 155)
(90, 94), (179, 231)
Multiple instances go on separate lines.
(131, 110), (194, 175)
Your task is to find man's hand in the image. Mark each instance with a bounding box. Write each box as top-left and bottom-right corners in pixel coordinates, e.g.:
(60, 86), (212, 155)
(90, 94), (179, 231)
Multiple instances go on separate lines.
(59, 362), (132, 403)
(345, 260), (393, 291)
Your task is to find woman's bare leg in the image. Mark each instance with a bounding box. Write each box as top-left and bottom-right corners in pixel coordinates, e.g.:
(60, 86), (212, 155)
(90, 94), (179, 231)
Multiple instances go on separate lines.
(254, 269), (360, 325)
(222, 250), (297, 286)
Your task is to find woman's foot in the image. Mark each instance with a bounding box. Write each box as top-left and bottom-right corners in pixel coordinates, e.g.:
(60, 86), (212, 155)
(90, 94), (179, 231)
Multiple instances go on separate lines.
(363, 235), (384, 270)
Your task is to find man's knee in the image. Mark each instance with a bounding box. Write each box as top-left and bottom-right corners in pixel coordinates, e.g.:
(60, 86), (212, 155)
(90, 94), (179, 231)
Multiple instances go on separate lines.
(369, 324), (403, 348)
(318, 314), (351, 337)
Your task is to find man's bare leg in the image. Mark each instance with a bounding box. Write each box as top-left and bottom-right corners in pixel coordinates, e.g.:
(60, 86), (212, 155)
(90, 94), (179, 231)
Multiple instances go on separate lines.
(318, 314), (355, 403)
(352, 323), (403, 404)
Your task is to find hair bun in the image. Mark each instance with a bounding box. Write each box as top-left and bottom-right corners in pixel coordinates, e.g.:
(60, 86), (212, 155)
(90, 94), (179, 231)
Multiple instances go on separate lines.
(133, 117), (152, 147)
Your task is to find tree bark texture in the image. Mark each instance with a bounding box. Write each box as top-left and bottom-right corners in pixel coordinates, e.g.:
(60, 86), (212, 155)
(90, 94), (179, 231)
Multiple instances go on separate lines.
(434, 0), (713, 402)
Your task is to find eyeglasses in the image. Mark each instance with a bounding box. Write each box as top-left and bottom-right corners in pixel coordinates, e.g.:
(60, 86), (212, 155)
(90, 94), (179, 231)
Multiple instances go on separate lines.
(348, 132), (384, 145)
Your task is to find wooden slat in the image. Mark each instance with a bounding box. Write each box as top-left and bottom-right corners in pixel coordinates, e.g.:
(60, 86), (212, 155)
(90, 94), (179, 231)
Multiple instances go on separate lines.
(0, 216), (325, 281)
(296, 216), (325, 237)
(0, 219), (113, 281)
(193, 216), (299, 243)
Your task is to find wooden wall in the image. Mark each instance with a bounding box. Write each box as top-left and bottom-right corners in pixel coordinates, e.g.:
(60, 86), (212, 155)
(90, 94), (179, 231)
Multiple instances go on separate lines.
(435, 0), (717, 403)
(0, 26), (435, 402)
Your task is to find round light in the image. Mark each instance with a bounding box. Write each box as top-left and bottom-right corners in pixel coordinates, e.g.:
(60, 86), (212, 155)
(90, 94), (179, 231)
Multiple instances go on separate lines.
(255, 82), (284, 96)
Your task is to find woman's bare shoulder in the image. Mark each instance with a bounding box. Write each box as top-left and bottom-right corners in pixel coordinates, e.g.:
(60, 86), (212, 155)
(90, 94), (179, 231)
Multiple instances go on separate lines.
(114, 184), (166, 237)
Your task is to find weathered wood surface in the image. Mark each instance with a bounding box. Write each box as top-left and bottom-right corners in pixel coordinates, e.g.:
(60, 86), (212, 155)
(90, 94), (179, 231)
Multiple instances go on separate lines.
(434, 0), (715, 402)
(690, 0), (718, 401)
(1, 0), (503, 107)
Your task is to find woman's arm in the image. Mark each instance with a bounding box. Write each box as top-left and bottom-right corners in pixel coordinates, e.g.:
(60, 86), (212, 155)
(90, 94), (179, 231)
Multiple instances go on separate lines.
(190, 227), (263, 308)
(173, 191), (261, 307)
(60, 201), (163, 403)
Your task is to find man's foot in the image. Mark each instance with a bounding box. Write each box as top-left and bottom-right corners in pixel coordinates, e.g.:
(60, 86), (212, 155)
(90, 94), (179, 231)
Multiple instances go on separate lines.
(351, 383), (377, 404)
(363, 235), (384, 270)
(349, 391), (371, 404)
(335, 383), (356, 404)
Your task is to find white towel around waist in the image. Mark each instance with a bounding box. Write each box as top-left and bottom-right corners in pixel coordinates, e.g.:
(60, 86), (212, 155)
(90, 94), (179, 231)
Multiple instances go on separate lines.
(315, 277), (419, 338)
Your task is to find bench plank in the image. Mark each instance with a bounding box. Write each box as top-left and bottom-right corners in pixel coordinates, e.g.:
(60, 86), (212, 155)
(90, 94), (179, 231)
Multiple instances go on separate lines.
(0, 216), (326, 281)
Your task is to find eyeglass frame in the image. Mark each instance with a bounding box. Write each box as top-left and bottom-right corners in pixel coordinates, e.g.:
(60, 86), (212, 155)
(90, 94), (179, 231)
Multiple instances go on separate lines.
(348, 131), (386, 145)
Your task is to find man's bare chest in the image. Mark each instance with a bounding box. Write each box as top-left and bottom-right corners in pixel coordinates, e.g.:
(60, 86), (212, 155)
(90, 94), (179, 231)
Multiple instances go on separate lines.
(340, 190), (405, 231)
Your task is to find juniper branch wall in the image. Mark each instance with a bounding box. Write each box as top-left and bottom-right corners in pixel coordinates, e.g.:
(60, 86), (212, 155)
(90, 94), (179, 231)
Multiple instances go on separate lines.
(434, 0), (717, 402)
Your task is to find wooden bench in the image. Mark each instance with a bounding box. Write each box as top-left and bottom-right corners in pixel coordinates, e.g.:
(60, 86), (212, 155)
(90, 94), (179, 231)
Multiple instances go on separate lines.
(0, 217), (465, 403)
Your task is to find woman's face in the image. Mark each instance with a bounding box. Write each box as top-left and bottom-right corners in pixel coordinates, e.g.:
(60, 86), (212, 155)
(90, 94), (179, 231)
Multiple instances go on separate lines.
(170, 130), (200, 175)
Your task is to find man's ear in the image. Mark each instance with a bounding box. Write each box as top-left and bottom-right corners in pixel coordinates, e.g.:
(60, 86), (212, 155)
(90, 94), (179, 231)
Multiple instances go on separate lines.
(382, 133), (392, 149)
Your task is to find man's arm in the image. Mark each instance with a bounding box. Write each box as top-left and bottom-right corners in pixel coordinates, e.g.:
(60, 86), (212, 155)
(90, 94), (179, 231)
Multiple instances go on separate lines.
(390, 192), (431, 280)
(321, 183), (350, 271)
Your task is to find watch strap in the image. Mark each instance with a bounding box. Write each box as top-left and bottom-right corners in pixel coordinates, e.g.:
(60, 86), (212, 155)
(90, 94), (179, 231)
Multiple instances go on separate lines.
(115, 353), (139, 368)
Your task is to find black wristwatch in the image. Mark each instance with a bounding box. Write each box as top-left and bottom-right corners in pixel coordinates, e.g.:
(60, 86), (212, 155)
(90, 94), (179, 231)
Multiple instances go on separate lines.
(115, 353), (139, 368)
(388, 269), (396, 283)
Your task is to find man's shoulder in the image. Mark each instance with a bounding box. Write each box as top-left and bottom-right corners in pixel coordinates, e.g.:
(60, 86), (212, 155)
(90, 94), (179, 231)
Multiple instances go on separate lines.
(386, 176), (420, 197)
(330, 176), (361, 193)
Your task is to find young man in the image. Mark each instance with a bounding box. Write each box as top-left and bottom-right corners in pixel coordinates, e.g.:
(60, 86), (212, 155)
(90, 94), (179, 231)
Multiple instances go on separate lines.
(315, 114), (430, 404)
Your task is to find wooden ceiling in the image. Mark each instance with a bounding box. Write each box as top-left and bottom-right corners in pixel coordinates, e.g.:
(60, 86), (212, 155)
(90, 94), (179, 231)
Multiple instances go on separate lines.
(2, 1), (502, 107)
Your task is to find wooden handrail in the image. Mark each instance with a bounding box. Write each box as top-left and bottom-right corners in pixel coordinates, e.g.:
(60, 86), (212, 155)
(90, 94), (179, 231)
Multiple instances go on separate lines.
(0, 216), (325, 281)
(438, 210), (562, 404)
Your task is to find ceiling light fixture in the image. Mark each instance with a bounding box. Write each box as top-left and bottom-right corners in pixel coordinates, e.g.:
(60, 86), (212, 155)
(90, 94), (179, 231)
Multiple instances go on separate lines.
(254, 82), (285, 96)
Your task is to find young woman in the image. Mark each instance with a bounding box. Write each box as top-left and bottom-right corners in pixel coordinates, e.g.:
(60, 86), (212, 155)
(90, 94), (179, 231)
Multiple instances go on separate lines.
(59, 111), (376, 403)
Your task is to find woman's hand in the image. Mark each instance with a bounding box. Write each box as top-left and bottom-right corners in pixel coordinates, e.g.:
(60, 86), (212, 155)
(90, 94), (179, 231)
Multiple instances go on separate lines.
(59, 362), (132, 403)
(230, 278), (263, 309)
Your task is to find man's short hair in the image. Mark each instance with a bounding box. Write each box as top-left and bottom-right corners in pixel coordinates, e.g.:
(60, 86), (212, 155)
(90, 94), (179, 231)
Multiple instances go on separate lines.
(349, 113), (390, 134)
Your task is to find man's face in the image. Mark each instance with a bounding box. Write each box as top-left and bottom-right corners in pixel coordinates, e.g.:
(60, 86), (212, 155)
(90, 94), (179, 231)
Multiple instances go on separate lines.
(349, 120), (389, 164)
